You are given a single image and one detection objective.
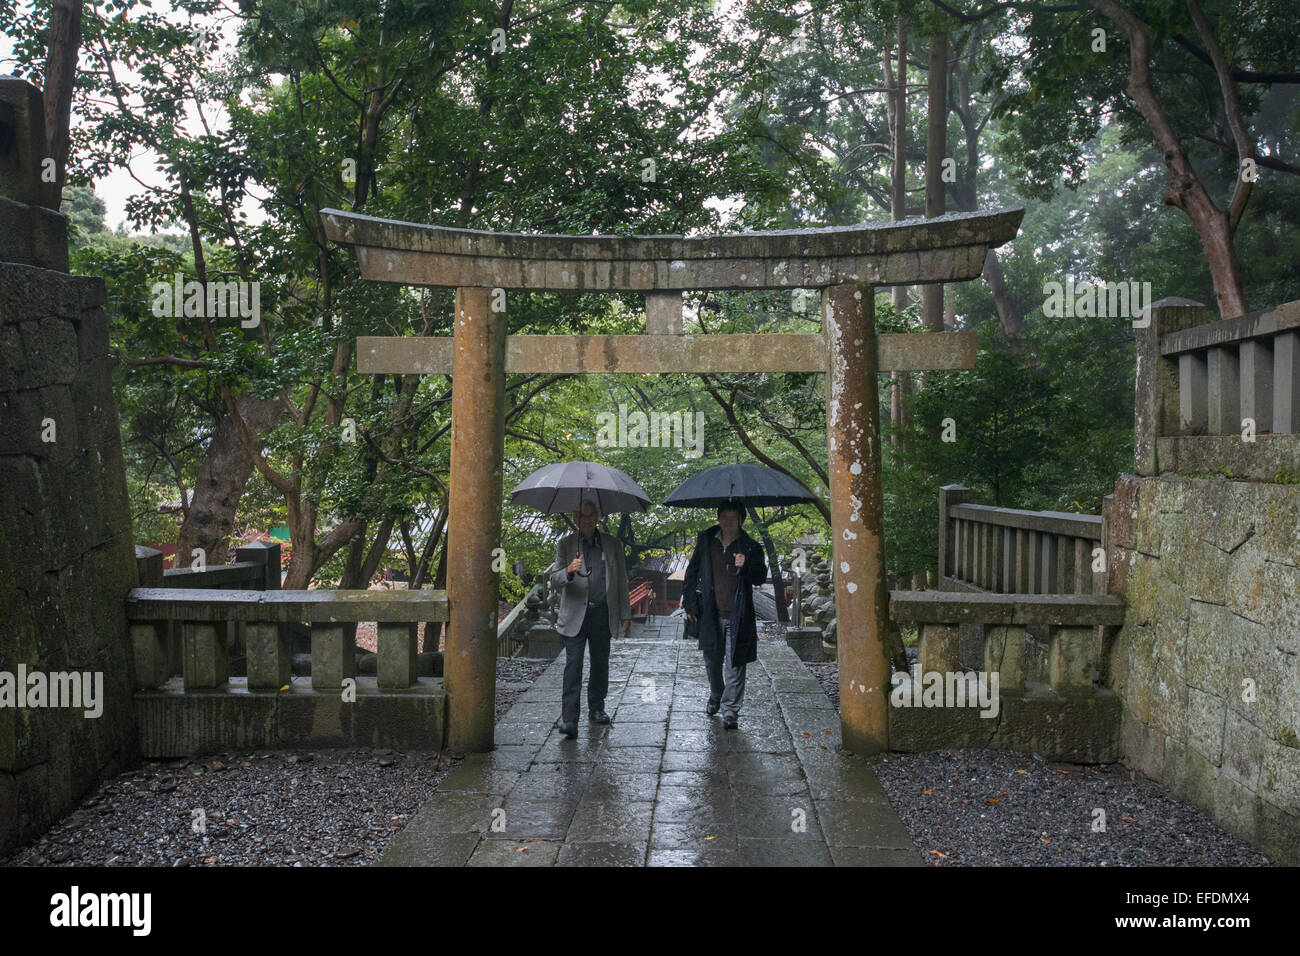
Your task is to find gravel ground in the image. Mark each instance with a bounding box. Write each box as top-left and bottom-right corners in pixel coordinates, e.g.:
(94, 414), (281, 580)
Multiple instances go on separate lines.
(495, 657), (552, 720)
(870, 748), (1275, 866)
(4, 656), (549, 868)
(805, 661), (839, 707)
(799, 657), (1274, 866)
(4, 748), (453, 867)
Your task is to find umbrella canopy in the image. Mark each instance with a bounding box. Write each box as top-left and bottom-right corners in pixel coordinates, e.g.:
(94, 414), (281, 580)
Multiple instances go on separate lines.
(662, 463), (819, 508)
(510, 461), (652, 515)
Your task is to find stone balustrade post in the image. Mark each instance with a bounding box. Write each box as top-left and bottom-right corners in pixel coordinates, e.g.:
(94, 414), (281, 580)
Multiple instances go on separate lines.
(937, 485), (970, 585)
(1099, 494), (1115, 596)
(1049, 626), (1098, 690)
(378, 623), (419, 689)
(235, 541), (282, 590)
(918, 623), (961, 674)
(181, 622), (229, 689)
(246, 621), (291, 690)
(1239, 338), (1273, 434)
(1134, 298), (1207, 475)
(1275, 331), (1300, 433)
(983, 625), (1027, 691)
(1206, 345), (1241, 435)
(310, 624), (355, 689)
(131, 546), (169, 689)
(234, 542), (284, 687)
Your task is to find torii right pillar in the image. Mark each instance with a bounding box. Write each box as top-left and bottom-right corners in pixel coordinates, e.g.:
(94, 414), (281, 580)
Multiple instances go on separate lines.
(825, 283), (890, 754)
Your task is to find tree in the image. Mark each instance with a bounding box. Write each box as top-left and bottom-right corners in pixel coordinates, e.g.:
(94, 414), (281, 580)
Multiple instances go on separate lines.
(28, 0), (772, 589)
(62, 183), (105, 246)
(43, 0), (81, 207)
(990, 0), (1300, 318)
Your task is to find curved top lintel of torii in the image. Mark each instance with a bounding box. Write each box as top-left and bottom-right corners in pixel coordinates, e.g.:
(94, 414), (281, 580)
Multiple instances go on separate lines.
(320, 206), (1024, 292)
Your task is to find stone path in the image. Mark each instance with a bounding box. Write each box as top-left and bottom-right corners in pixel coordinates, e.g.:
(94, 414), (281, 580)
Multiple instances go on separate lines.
(381, 619), (921, 866)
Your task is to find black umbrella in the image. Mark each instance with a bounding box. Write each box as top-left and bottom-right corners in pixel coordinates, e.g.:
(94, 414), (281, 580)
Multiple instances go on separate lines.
(661, 463), (819, 508)
(510, 461), (652, 515)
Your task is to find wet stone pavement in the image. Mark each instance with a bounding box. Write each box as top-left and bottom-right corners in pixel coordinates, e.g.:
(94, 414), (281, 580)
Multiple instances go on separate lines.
(381, 619), (921, 866)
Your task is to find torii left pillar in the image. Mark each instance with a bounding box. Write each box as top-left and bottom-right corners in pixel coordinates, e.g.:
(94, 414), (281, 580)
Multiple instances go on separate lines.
(445, 287), (506, 752)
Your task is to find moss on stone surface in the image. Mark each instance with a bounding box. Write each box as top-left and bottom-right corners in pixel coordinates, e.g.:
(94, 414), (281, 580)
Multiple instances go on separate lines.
(1119, 473), (1300, 864)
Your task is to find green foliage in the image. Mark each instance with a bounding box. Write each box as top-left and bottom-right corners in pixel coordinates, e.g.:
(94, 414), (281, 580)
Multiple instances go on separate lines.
(22, 0), (1295, 596)
(63, 185), (108, 248)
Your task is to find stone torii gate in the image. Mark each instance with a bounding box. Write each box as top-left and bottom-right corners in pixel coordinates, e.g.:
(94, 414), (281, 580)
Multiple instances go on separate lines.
(322, 207), (1023, 754)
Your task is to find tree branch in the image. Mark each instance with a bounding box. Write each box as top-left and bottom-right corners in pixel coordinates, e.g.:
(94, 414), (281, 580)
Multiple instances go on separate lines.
(111, 348), (213, 370)
(700, 375), (831, 523)
(1186, 0), (1254, 233)
(1172, 32), (1300, 84)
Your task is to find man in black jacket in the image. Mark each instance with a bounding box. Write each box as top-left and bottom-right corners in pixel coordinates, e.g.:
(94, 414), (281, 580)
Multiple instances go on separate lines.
(681, 500), (767, 729)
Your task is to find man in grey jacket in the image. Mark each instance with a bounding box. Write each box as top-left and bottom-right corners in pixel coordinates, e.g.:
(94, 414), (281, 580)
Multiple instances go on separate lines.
(548, 500), (631, 738)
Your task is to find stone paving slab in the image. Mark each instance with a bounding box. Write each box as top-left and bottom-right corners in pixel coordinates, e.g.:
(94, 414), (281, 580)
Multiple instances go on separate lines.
(380, 621), (922, 867)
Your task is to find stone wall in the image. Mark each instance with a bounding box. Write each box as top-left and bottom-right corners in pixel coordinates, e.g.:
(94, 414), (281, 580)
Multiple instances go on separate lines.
(0, 79), (141, 855)
(1109, 473), (1300, 864)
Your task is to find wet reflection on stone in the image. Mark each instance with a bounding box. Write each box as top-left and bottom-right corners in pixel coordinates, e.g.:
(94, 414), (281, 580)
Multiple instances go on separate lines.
(380, 620), (920, 867)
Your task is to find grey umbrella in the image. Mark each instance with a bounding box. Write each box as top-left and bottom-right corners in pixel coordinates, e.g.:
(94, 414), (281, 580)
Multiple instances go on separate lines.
(510, 461), (652, 515)
(661, 463), (819, 508)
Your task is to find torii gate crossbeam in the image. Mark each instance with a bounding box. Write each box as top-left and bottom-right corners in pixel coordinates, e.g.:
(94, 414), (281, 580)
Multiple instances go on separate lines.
(322, 206), (1024, 754)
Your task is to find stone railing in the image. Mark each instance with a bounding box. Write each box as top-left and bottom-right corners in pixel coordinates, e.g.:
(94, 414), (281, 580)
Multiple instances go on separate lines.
(136, 542), (284, 679)
(126, 588), (449, 692)
(125, 583), (450, 756)
(938, 485), (1104, 595)
(138, 541), (283, 591)
(891, 591), (1125, 689)
(888, 590), (1127, 762)
(1137, 297), (1300, 480)
(497, 582), (545, 658)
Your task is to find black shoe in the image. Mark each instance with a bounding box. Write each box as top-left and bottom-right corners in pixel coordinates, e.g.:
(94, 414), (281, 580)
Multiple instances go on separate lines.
(706, 697), (720, 716)
(589, 710), (611, 725)
(722, 715), (738, 730)
(557, 721), (578, 739)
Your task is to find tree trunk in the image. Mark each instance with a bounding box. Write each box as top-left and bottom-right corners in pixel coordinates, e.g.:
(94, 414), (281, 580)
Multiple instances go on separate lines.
(41, 0), (81, 208)
(339, 517), (394, 589)
(283, 501), (318, 590)
(426, 539), (449, 652)
(1090, 0), (1250, 317)
(176, 396), (283, 566)
(889, 16), (911, 439)
(891, 16), (908, 230)
(982, 249), (1023, 336)
(411, 504), (448, 589)
(890, 371), (911, 436)
(947, 25), (1023, 339)
(922, 29), (949, 333)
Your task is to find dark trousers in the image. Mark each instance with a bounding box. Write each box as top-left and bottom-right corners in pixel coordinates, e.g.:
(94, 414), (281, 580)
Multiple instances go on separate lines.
(702, 618), (746, 719)
(562, 600), (610, 725)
